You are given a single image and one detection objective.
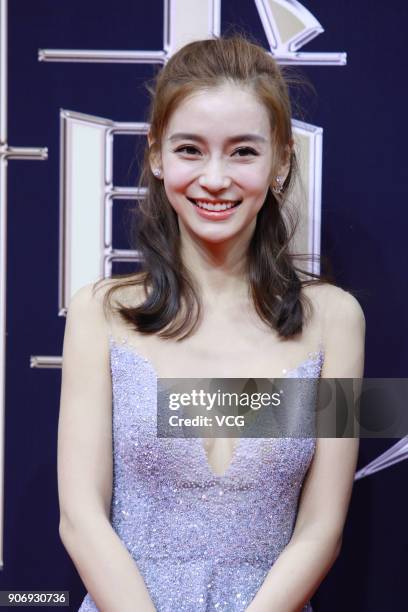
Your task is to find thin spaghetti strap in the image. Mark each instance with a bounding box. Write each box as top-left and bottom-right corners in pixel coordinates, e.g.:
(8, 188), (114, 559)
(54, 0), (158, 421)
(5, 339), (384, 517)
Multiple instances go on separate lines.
(104, 312), (116, 345)
(317, 285), (331, 356)
(105, 313), (130, 348)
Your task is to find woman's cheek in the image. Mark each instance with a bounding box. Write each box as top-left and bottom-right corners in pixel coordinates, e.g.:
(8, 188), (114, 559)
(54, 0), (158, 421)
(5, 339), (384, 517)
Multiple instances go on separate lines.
(234, 164), (268, 188)
(166, 164), (196, 188)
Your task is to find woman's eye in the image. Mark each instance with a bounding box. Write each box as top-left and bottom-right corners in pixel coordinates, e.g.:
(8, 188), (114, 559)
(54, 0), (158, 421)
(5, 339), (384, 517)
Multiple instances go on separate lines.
(233, 147), (258, 157)
(174, 146), (200, 155)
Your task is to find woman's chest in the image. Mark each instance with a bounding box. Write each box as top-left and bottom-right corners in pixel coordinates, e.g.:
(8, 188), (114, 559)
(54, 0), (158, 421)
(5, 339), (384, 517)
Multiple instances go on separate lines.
(114, 320), (318, 379)
(151, 344), (291, 378)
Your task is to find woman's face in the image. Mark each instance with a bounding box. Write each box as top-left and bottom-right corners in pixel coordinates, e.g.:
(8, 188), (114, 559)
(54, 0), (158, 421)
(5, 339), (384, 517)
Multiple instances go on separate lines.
(155, 82), (280, 244)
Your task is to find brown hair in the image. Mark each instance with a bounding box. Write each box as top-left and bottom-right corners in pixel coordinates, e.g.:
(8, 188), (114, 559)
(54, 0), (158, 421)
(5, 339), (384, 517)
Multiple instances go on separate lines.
(95, 33), (334, 340)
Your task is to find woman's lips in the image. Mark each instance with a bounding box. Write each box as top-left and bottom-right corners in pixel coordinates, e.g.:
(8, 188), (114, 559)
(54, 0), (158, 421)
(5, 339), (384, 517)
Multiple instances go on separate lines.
(186, 196), (243, 220)
(187, 197), (242, 209)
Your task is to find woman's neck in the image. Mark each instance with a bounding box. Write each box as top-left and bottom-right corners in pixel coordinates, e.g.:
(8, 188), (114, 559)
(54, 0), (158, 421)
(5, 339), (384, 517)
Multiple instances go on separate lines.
(179, 224), (253, 307)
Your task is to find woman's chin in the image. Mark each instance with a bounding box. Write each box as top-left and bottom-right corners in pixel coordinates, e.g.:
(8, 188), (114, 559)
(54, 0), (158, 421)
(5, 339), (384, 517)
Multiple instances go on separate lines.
(181, 223), (252, 247)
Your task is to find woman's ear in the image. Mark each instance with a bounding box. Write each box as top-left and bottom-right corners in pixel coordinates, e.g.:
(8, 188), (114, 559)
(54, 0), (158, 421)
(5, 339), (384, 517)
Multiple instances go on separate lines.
(271, 143), (293, 193)
(281, 143), (293, 177)
(278, 143), (293, 182)
(147, 129), (162, 177)
(147, 128), (155, 150)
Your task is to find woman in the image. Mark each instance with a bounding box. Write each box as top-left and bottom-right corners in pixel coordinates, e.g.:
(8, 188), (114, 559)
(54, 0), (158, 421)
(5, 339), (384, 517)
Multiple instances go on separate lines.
(58, 35), (365, 612)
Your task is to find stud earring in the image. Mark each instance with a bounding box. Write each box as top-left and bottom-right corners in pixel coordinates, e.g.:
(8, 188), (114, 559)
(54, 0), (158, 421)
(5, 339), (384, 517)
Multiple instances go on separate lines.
(272, 175), (284, 194)
(153, 168), (161, 178)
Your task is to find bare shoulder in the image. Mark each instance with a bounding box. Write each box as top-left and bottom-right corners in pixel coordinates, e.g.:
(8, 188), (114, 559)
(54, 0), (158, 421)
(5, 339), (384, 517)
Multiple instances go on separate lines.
(302, 281), (343, 304)
(63, 282), (111, 354)
(323, 284), (366, 328)
(302, 282), (365, 325)
(68, 275), (149, 343)
(72, 273), (146, 316)
(68, 279), (110, 323)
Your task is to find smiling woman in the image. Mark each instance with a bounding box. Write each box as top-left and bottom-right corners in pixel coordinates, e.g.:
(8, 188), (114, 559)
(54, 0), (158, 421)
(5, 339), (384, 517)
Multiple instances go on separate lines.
(99, 36), (319, 341)
(58, 33), (365, 612)
(156, 84), (276, 232)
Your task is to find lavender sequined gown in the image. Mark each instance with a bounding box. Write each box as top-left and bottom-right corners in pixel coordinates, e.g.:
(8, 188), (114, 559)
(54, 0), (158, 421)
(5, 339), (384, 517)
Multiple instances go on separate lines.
(78, 337), (324, 612)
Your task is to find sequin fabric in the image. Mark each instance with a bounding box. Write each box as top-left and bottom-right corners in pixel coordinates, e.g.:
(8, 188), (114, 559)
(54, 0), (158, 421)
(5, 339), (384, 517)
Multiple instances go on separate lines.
(78, 337), (324, 612)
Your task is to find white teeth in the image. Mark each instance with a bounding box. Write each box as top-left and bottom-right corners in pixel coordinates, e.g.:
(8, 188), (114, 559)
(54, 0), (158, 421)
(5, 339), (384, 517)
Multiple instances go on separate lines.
(194, 200), (237, 211)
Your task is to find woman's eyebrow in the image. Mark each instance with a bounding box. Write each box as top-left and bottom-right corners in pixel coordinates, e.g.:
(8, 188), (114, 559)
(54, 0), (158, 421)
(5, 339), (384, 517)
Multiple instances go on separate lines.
(168, 132), (267, 144)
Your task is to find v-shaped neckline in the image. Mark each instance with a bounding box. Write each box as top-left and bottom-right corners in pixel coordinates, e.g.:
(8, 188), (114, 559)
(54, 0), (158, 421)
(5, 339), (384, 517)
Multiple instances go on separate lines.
(108, 334), (324, 480)
(196, 437), (244, 480)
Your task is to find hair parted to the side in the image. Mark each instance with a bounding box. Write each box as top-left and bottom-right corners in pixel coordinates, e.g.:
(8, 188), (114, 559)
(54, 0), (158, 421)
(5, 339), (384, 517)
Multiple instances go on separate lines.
(94, 33), (335, 341)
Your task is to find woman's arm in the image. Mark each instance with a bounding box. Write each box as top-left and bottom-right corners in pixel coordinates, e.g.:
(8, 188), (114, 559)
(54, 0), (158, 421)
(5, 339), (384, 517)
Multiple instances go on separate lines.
(58, 282), (156, 612)
(246, 288), (366, 612)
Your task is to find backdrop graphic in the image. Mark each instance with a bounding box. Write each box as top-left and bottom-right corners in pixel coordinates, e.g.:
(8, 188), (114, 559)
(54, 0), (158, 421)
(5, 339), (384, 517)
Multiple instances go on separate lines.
(1, 1), (407, 610)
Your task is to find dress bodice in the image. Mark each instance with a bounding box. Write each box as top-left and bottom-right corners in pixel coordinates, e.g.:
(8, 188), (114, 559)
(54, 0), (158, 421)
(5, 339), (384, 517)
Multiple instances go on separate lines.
(78, 336), (324, 612)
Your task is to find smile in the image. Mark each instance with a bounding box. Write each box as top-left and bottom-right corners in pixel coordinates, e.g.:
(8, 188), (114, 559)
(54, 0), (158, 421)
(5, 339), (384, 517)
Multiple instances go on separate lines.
(187, 197), (242, 211)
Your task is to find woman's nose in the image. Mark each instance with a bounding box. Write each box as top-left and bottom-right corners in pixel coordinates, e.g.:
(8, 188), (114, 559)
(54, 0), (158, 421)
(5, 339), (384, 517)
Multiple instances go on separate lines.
(198, 160), (231, 191)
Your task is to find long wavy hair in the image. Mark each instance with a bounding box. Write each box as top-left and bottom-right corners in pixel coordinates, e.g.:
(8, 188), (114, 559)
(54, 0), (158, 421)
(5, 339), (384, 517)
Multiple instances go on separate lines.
(95, 33), (334, 341)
